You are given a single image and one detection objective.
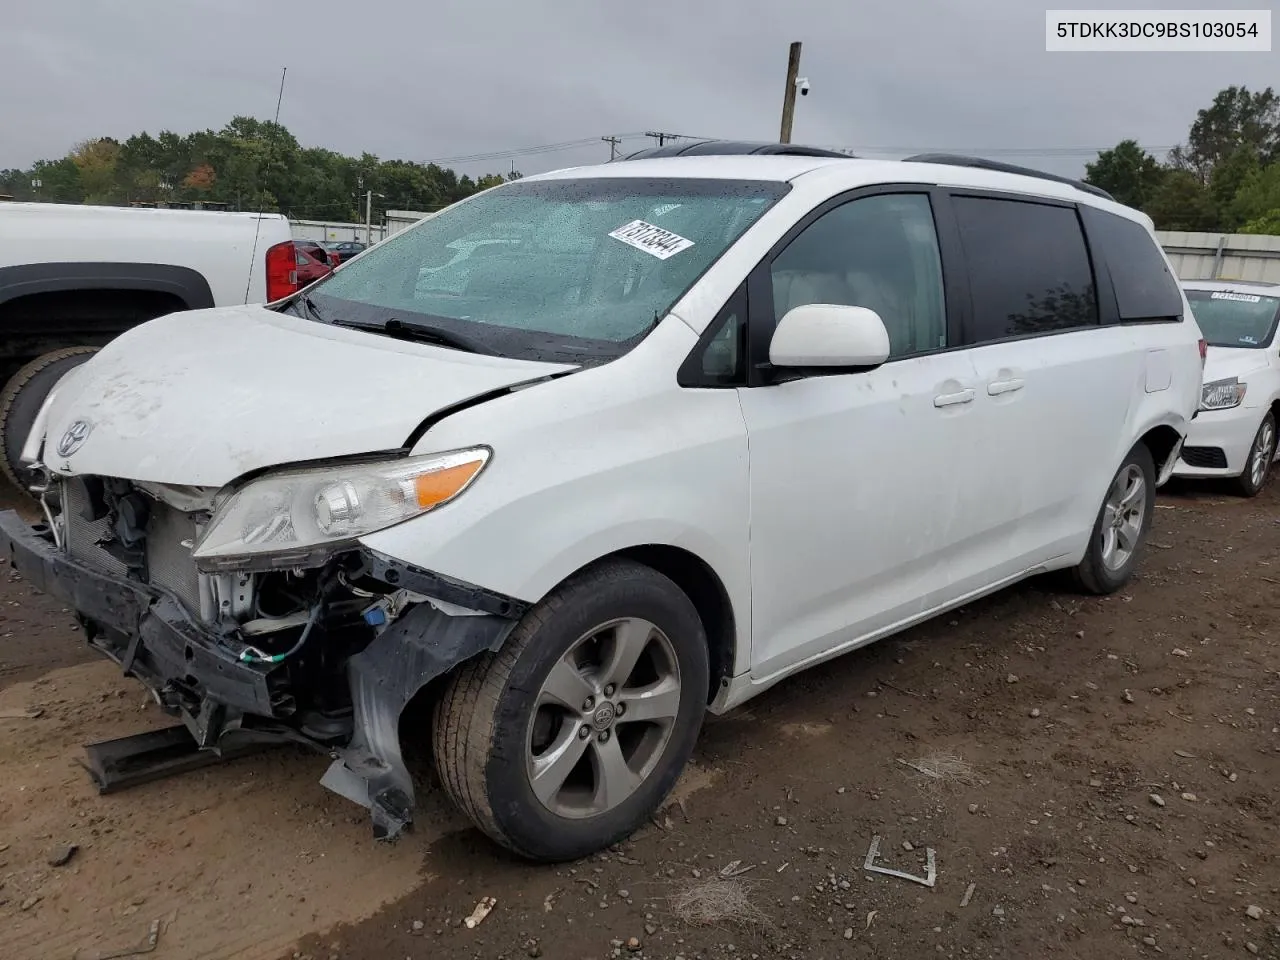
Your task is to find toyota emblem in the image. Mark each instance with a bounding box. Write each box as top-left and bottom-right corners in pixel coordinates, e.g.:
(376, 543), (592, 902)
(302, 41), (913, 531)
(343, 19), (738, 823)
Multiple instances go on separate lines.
(56, 420), (92, 457)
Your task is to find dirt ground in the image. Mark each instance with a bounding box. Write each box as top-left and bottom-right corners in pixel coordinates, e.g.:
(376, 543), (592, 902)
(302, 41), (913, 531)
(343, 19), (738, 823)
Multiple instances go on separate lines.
(1, 479), (1278, 960)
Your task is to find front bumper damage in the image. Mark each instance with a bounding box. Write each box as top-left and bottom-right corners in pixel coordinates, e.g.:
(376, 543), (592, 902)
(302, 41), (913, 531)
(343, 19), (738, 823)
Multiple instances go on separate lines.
(0, 508), (526, 841)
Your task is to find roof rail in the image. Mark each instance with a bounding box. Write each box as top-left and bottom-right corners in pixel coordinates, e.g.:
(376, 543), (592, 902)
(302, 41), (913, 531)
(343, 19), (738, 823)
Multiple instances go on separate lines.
(903, 153), (1116, 202)
(617, 139), (853, 161)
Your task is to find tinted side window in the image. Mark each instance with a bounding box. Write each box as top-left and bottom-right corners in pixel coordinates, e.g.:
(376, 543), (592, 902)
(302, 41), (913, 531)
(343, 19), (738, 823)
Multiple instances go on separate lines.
(953, 196), (1098, 344)
(1080, 206), (1183, 321)
(769, 194), (946, 358)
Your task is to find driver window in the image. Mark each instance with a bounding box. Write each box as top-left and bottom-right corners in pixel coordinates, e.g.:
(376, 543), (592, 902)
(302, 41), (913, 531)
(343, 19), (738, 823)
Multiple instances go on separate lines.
(769, 194), (946, 358)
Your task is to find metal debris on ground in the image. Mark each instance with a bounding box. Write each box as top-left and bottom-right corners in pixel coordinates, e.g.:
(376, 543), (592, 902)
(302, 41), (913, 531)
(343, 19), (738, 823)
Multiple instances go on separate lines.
(74, 919), (162, 960)
(464, 896), (496, 928)
(862, 835), (937, 887)
(719, 860), (756, 878)
(960, 882), (977, 907)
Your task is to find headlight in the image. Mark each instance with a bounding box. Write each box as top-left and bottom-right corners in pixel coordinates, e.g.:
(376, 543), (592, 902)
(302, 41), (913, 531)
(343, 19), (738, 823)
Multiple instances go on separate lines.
(192, 447), (490, 571)
(1200, 377), (1247, 411)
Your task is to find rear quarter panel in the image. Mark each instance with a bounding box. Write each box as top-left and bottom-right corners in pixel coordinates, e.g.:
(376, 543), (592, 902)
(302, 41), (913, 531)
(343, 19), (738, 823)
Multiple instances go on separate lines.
(0, 204), (291, 306)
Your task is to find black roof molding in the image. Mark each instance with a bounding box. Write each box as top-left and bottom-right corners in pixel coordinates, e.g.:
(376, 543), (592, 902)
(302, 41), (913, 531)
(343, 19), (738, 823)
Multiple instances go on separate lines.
(617, 139), (853, 161)
(611, 142), (1117, 204)
(903, 153), (1116, 202)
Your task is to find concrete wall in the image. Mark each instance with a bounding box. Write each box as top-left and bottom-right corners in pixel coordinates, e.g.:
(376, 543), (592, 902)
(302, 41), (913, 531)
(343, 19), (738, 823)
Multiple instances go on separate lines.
(290, 218), (386, 244)
(384, 210), (438, 237)
(1157, 231), (1280, 284)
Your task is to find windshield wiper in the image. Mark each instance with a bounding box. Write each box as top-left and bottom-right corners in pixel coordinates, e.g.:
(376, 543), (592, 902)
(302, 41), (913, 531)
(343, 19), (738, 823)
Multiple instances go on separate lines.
(298, 294), (326, 321)
(331, 316), (489, 354)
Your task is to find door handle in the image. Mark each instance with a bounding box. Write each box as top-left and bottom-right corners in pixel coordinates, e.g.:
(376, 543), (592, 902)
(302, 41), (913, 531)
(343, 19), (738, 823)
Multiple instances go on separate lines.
(933, 388), (975, 407)
(987, 378), (1025, 396)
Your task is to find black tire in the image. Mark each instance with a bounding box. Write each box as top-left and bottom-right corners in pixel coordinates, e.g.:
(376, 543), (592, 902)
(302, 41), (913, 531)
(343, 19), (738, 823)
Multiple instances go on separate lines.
(1231, 412), (1276, 498)
(1073, 443), (1157, 595)
(433, 559), (709, 863)
(0, 347), (100, 496)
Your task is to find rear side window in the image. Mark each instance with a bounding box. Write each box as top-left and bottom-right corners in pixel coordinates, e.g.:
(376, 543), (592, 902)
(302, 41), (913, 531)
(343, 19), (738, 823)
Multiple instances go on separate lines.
(953, 196), (1098, 344)
(1080, 206), (1184, 322)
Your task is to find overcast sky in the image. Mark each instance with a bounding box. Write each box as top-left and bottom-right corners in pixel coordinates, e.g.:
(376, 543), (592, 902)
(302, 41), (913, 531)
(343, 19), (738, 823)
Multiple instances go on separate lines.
(2, 0), (1275, 181)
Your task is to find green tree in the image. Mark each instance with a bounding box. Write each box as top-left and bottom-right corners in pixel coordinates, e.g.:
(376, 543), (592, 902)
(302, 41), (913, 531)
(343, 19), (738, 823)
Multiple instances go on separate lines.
(71, 138), (123, 204)
(1143, 170), (1218, 231)
(1172, 85), (1280, 182)
(1232, 162), (1280, 235)
(30, 157), (84, 203)
(1084, 140), (1166, 209)
(1210, 146), (1262, 230)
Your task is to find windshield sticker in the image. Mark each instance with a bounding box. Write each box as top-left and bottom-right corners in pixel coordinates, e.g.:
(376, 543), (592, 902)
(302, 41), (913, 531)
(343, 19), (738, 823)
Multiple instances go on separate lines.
(1241, 335), (1259, 344)
(609, 220), (695, 260)
(1211, 292), (1262, 302)
(650, 203), (682, 218)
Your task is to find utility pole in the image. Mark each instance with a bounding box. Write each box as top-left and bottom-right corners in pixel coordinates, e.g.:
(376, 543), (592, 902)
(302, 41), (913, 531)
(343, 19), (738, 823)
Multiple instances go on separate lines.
(779, 41), (802, 143)
(644, 131), (680, 147)
(365, 191), (384, 244)
(602, 135), (622, 161)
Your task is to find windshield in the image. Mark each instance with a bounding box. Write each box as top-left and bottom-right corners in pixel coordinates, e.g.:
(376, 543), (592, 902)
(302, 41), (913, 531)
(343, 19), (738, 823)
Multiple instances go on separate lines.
(1185, 288), (1280, 349)
(305, 177), (788, 362)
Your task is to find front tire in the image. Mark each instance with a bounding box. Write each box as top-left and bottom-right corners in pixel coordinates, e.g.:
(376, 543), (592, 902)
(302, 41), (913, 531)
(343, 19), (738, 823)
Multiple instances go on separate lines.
(0, 347), (100, 496)
(1232, 413), (1276, 498)
(432, 559), (709, 862)
(1073, 443), (1156, 595)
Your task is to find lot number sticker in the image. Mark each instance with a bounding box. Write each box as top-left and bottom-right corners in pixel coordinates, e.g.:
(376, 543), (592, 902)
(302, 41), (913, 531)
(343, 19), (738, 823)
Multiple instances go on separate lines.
(1211, 292), (1262, 302)
(609, 220), (695, 260)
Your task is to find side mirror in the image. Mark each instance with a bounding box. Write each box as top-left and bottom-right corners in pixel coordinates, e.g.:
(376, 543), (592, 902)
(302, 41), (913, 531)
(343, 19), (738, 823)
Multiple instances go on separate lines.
(769, 303), (891, 368)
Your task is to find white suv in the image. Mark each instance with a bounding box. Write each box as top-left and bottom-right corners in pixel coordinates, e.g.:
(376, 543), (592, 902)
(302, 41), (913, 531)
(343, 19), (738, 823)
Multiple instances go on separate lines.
(1173, 279), (1280, 496)
(0, 144), (1204, 862)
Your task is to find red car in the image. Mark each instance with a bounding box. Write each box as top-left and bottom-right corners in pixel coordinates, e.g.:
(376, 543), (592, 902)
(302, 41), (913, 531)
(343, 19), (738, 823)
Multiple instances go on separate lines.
(292, 241), (334, 285)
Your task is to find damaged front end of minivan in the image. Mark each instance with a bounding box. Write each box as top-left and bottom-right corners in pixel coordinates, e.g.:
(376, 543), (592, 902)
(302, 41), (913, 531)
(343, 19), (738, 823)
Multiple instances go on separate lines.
(0, 446), (526, 841)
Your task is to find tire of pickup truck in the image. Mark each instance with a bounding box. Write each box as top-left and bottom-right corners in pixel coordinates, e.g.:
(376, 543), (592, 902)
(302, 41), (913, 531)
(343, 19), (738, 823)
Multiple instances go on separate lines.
(0, 347), (100, 496)
(432, 559), (709, 862)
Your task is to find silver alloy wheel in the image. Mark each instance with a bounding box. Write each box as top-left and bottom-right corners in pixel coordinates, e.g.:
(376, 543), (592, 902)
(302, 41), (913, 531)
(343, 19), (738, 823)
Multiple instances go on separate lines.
(1250, 419), (1275, 490)
(526, 617), (682, 819)
(1100, 463), (1147, 572)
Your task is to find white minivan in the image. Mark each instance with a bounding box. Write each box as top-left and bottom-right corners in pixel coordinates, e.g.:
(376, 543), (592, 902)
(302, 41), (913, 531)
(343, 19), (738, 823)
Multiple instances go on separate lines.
(0, 143), (1204, 862)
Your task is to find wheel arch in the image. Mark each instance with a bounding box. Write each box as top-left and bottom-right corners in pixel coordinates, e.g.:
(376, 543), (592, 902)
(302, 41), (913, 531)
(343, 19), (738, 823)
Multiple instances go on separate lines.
(0, 262), (214, 312)
(602, 543), (739, 704)
(1138, 422), (1184, 482)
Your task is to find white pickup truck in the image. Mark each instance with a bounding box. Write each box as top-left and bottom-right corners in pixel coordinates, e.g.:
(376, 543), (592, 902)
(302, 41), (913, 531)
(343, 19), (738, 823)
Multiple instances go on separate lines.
(0, 202), (295, 492)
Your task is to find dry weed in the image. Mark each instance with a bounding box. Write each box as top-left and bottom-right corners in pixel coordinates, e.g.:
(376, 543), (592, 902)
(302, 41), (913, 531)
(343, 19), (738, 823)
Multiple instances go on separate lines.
(669, 876), (770, 928)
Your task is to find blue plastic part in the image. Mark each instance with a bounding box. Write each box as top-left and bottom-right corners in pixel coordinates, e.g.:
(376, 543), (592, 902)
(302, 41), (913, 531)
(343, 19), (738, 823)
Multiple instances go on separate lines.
(362, 606), (387, 627)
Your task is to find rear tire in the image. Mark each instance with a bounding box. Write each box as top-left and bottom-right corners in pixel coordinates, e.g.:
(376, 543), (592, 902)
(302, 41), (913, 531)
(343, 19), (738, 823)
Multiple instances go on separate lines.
(0, 347), (100, 496)
(1073, 443), (1156, 595)
(432, 559), (709, 863)
(1232, 413), (1276, 498)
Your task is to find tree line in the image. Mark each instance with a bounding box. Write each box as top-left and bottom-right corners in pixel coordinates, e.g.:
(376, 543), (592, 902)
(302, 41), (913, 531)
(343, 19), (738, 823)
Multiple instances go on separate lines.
(0, 116), (518, 222)
(4, 89), (1280, 235)
(1085, 85), (1280, 234)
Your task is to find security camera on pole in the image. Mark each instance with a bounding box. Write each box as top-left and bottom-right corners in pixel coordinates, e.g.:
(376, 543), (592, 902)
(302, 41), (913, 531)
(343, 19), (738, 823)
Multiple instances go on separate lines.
(779, 41), (809, 144)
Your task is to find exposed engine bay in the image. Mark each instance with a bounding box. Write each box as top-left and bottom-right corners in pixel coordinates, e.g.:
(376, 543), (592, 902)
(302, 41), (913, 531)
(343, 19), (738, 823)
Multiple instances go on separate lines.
(18, 470), (525, 839)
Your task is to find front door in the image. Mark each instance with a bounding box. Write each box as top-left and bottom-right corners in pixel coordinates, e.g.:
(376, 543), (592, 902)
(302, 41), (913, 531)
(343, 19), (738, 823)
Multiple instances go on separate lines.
(737, 191), (1003, 680)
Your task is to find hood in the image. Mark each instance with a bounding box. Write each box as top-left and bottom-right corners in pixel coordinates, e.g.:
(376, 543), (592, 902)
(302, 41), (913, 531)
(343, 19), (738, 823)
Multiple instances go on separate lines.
(41, 305), (575, 486)
(1203, 345), (1271, 384)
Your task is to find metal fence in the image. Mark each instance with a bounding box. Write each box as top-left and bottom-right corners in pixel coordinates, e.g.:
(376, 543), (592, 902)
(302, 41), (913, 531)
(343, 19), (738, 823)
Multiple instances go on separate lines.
(1156, 231), (1280, 284)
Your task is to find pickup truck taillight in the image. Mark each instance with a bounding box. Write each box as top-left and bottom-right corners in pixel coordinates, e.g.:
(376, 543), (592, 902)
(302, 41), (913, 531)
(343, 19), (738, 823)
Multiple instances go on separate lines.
(265, 240), (299, 302)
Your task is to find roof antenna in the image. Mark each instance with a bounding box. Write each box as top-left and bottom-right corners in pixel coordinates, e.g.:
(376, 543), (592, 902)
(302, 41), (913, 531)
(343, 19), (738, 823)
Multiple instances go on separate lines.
(242, 66), (288, 304)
